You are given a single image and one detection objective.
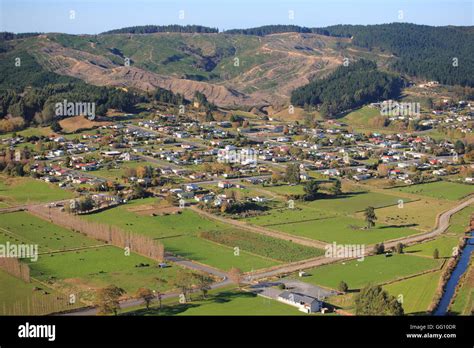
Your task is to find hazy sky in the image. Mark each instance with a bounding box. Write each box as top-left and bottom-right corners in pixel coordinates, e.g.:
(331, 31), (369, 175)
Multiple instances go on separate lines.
(0, 0), (472, 34)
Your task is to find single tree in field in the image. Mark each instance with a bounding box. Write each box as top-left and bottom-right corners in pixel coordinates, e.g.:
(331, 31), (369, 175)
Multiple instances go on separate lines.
(330, 179), (342, 195)
(228, 267), (244, 289)
(95, 285), (125, 316)
(395, 243), (404, 254)
(172, 269), (194, 301)
(355, 285), (404, 316)
(154, 278), (167, 309)
(364, 206), (377, 229)
(135, 288), (154, 310)
(433, 248), (439, 259)
(303, 180), (319, 201)
(285, 163), (301, 184)
(194, 274), (213, 299)
(338, 281), (349, 293)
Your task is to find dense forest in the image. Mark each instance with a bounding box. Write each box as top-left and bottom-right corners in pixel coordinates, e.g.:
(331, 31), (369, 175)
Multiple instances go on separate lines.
(322, 23), (474, 87)
(101, 25), (218, 35)
(291, 60), (404, 118)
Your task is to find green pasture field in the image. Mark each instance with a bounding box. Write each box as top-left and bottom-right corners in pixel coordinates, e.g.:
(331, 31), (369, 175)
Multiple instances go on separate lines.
(404, 236), (460, 259)
(199, 229), (324, 262)
(393, 181), (474, 201)
(125, 290), (304, 316)
(272, 215), (420, 245)
(28, 246), (187, 295)
(383, 271), (441, 314)
(294, 254), (441, 290)
(82, 199), (279, 271)
(0, 212), (102, 252)
(0, 176), (74, 205)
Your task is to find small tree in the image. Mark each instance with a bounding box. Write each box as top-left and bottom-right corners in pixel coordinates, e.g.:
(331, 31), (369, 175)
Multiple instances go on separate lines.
(228, 267), (243, 289)
(51, 120), (63, 133)
(433, 248), (439, 259)
(364, 206), (377, 229)
(135, 288), (154, 310)
(395, 243), (404, 254)
(303, 180), (319, 201)
(172, 269), (193, 301)
(194, 274), (213, 299)
(285, 163), (301, 184)
(373, 243), (385, 255)
(330, 179), (342, 195)
(338, 281), (349, 293)
(95, 285), (125, 316)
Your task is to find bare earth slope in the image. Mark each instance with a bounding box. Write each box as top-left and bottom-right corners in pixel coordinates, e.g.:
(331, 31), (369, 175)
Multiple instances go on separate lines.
(26, 32), (392, 108)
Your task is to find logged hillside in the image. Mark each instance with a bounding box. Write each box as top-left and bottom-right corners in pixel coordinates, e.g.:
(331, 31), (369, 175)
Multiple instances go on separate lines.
(0, 31), (390, 107)
(0, 23), (473, 108)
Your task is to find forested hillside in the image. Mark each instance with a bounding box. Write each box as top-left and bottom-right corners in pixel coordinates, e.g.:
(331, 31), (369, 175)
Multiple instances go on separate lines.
(101, 25), (218, 35)
(290, 60), (404, 118)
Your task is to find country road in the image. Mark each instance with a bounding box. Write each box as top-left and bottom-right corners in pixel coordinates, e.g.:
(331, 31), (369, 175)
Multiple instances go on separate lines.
(247, 195), (474, 281)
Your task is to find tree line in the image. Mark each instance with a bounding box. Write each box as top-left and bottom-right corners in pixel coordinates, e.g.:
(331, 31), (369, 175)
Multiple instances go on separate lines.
(101, 25), (218, 35)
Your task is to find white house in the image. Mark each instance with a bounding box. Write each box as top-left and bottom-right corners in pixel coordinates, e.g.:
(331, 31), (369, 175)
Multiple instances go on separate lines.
(277, 291), (321, 314)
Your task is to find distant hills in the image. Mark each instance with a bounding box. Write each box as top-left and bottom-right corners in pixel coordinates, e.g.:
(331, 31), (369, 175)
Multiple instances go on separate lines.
(0, 23), (473, 111)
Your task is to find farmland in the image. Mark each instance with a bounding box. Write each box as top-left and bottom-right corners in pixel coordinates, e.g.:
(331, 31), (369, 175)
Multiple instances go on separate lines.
(292, 254), (442, 290)
(28, 246), (187, 296)
(0, 212), (102, 252)
(83, 199), (281, 271)
(125, 289), (304, 316)
(383, 271), (442, 314)
(0, 176), (74, 205)
(404, 236), (460, 258)
(393, 181), (474, 201)
(272, 215), (420, 245)
(199, 229), (324, 262)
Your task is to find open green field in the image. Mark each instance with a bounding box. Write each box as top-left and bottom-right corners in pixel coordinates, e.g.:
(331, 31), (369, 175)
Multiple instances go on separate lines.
(369, 198), (455, 232)
(393, 181), (474, 201)
(29, 246), (187, 296)
(304, 191), (409, 214)
(405, 236), (460, 259)
(0, 176), (74, 205)
(339, 106), (382, 130)
(0, 212), (102, 252)
(83, 199), (279, 271)
(383, 271), (441, 314)
(447, 205), (474, 235)
(244, 204), (335, 226)
(262, 184), (306, 196)
(273, 215), (420, 245)
(200, 229), (324, 262)
(125, 290), (304, 316)
(295, 254), (441, 290)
